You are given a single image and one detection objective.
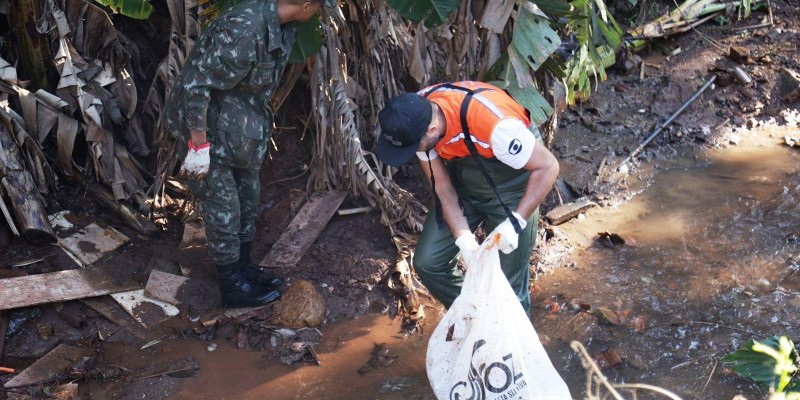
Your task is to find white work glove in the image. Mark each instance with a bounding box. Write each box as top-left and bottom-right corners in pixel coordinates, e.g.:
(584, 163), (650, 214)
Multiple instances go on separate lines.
(454, 233), (480, 262)
(491, 212), (527, 254)
(180, 139), (210, 180)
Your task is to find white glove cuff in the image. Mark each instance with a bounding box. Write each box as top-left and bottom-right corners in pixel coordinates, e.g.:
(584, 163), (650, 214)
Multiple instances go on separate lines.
(511, 211), (527, 230)
(455, 233), (476, 247)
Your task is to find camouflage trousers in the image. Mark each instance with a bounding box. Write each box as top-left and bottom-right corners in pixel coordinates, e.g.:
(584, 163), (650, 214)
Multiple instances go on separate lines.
(188, 161), (260, 265)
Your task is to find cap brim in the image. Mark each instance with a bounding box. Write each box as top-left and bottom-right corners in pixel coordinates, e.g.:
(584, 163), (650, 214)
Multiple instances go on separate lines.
(376, 134), (423, 167)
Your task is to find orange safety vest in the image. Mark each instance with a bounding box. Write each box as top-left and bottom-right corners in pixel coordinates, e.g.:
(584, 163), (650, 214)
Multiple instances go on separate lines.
(419, 81), (530, 160)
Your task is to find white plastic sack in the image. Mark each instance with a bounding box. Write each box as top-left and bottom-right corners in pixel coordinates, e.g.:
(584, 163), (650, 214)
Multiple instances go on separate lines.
(426, 233), (573, 400)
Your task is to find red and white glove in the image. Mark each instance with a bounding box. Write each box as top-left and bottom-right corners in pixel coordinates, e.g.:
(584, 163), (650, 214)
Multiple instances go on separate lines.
(455, 233), (481, 262)
(180, 139), (210, 180)
(490, 212), (527, 254)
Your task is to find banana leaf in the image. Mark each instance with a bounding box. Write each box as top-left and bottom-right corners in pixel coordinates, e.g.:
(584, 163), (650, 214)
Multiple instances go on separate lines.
(383, 0), (459, 28)
(93, 0), (153, 19)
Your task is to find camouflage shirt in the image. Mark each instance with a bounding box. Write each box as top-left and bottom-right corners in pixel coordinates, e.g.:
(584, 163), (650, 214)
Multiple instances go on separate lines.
(162, 0), (298, 169)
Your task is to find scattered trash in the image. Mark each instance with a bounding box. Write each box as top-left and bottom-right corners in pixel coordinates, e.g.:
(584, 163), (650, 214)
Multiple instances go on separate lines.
(270, 279), (326, 329)
(280, 341), (319, 365)
(378, 376), (417, 394)
(732, 66), (752, 85)
(592, 346), (624, 369)
(47, 211), (75, 230)
(784, 134), (800, 148)
(728, 46), (752, 64)
(597, 231), (626, 248)
(594, 307), (623, 326)
(358, 343), (397, 375)
(206, 343), (217, 352)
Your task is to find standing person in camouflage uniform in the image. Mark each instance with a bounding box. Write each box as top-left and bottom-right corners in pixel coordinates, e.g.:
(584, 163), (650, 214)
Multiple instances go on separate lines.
(162, 0), (327, 307)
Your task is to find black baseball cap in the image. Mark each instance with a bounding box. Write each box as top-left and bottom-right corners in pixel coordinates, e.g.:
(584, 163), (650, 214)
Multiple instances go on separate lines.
(376, 93), (432, 167)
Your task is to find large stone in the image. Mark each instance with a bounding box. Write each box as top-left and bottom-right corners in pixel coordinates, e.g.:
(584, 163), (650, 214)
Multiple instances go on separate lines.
(270, 279), (326, 328)
(779, 68), (800, 104)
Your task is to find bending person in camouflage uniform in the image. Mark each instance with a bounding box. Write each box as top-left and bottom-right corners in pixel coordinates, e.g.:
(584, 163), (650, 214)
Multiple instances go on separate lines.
(162, 0), (326, 307)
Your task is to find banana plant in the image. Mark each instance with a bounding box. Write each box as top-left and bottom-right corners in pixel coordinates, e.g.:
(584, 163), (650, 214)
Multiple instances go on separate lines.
(93, 0), (153, 19)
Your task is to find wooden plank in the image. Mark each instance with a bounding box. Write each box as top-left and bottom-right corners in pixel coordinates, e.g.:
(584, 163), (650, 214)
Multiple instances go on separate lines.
(144, 270), (189, 305)
(545, 197), (597, 225)
(81, 297), (148, 340)
(110, 289), (179, 329)
(0, 268), (140, 311)
(259, 190), (347, 268)
(4, 344), (90, 388)
(57, 223), (129, 265)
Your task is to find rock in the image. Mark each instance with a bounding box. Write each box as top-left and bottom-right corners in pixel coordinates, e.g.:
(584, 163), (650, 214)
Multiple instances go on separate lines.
(779, 68), (800, 103)
(270, 279), (326, 328)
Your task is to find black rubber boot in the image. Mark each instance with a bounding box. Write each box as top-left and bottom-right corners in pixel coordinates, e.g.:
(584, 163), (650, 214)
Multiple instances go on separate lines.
(217, 260), (281, 308)
(240, 241), (283, 290)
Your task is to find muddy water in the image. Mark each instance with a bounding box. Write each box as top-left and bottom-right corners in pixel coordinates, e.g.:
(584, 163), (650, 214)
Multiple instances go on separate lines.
(535, 126), (800, 399)
(162, 314), (437, 399)
(165, 126), (797, 400)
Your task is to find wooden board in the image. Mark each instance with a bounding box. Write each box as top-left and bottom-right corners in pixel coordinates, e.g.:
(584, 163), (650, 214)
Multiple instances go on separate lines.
(545, 198), (597, 225)
(81, 297), (148, 340)
(0, 268), (140, 311)
(144, 270), (189, 305)
(110, 289), (179, 329)
(4, 344), (90, 388)
(57, 223), (129, 265)
(259, 190), (347, 268)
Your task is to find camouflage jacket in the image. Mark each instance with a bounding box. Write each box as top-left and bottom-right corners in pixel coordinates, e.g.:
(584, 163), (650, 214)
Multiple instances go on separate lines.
(162, 0), (298, 169)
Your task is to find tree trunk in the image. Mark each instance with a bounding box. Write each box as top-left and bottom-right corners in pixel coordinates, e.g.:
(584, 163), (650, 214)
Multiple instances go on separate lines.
(8, 0), (53, 91)
(0, 121), (55, 244)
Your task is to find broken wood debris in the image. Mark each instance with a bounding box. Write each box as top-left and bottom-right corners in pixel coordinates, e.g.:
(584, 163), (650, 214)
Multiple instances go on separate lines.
(57, 222), (129, 266)
(144, 270), (190, 306)
(545, 198), (597, 225)
(110, 289), (179, 329)
(4, 344), (90, 388)
(200, 304), (273, 328)
(259, 190), (347, 268)
(81, 297), (149, 340)
(0, 268), (140, 311)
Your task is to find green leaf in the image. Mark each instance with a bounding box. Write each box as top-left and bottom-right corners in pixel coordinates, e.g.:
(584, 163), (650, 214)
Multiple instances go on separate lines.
(383, 0), (460, 27)
(94, 0), (153, 19)
(289, 14), (324, 63)
(739, 0), (753, 19)
(511, 3), (562, 71)
(724, 336), (799, 391)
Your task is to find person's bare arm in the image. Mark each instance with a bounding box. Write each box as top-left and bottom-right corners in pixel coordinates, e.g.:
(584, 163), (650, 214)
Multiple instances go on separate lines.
(514, 143), (559, 219)
(419, 157), (471, 239)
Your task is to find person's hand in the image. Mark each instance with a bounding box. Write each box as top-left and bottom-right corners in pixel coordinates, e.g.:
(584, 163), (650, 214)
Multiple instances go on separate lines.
(455, 233), (480, 262)
(490, 212), (527, 254)
(180, 139), (210, 179)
